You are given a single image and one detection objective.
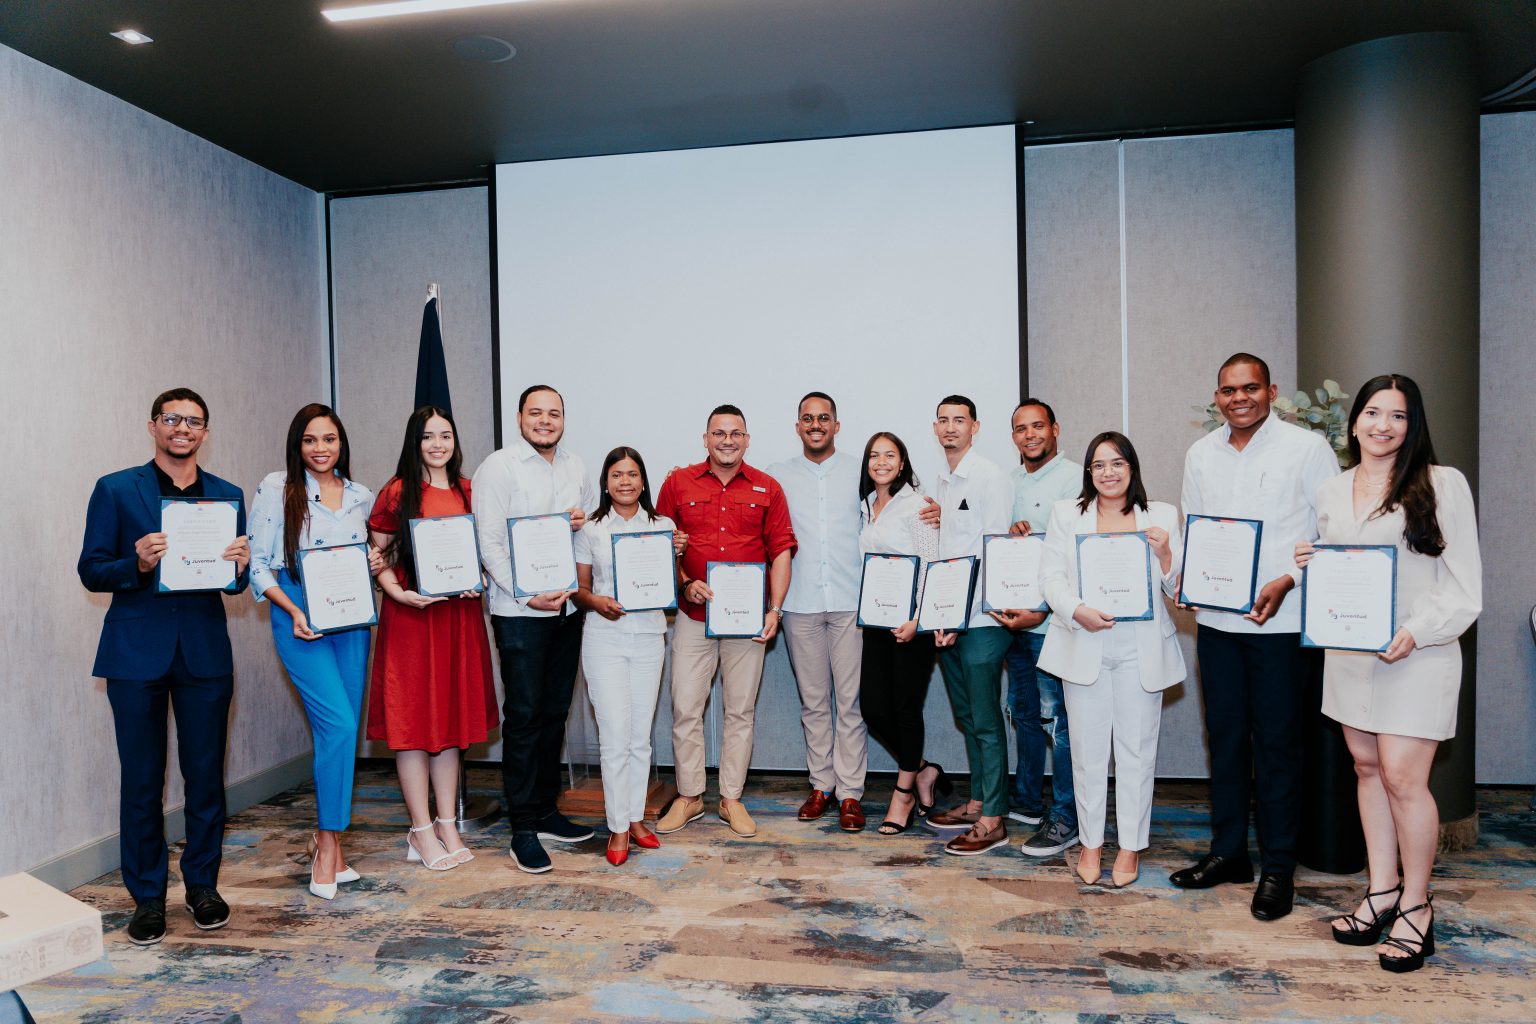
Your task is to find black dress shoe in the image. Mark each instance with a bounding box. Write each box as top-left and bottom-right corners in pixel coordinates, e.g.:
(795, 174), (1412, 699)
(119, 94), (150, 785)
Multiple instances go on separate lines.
(1250, 874), (1295, 921)
(1169, 853), (1255, 889)
(127, 898), (167, 946)
(184, 886), (230, 930)
(536, 811), (596, 844)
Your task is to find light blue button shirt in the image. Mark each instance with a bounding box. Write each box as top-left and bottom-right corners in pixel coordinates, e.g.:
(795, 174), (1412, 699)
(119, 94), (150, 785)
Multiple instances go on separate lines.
(249, 470), (374, 601)
(768, 450), (863, 615)
(1009, 453), (1083, 633)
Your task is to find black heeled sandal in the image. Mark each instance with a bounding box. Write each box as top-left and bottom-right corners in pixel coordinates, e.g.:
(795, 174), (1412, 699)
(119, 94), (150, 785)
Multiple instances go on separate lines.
(1331, 882), (1402, 946)
(914, 762), (953, 817)
(1379, 898), (1435, 973)
(877, 784), (918, 835)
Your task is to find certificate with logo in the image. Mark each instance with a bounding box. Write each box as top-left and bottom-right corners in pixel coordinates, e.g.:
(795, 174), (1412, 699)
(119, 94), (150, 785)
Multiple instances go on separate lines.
(857, 553), (920, 629)
(1076, 532), (1153, 621)
(507, 513), (578, 597)
(981, 533), (1048, 613)
(297, 543), (377, 633)
(1301, 545), (1397, 652)
(705, 561), (767, 638)
(1178, 515), (1263, 614)
(408, 514), (484, 597)
(612, 530), (677, 612)
(157, 498), (241, 593)
(916, 555), (978, 634)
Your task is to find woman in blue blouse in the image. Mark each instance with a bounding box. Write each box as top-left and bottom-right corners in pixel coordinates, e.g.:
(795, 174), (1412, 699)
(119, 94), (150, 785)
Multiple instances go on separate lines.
(250, 404), (382, 899)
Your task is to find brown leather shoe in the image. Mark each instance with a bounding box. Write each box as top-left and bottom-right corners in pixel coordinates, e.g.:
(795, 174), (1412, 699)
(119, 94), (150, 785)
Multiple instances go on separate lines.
(926, 804), (979, 831)
(838, 799), (866, 832)
(797, 789), (832, 821)
(943, 821), (1009, 856)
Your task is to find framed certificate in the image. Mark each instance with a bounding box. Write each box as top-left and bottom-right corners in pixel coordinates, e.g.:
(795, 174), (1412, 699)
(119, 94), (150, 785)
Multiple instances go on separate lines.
(1178, 515), (1263, 614)
(611, 530), (677, 612)
(1076, 532), (1153, 621)
(408, 514), (484, 598)
(507, 513), (578, 597)
(705, 561), (767, 638)
(297, 543), (378, 633)
(857, 553), (920, 629)
(981, 533), (1048, 613)
(157, 497), (241, 593)
(916, 555), (978, 634)
(1301, 545), (1398, 652)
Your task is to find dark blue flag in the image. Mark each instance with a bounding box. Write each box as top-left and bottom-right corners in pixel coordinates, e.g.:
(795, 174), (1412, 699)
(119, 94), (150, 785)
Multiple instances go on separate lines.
(414, 285), (452, 414)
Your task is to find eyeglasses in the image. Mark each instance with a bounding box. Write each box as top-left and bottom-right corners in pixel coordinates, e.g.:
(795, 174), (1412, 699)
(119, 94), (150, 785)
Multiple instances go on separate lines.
(1216, 383), (1266, 398)
(798, 414), (834, 426)
(1089, 459), (1129, 476)
(708, 430), (747, 442)
(156, 413), (207, 430)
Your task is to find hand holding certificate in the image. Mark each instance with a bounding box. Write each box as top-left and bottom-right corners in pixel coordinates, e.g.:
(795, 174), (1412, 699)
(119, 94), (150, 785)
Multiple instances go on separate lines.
(858, 554), (919, 629)
(158, 498), (241, 593)
(916, 556), (977, 634)
(1076, 532), (1153, 621)
(508, 513), (578, 597)
(612, 531), (677, 612)
(408, 514), (484, 598)
(1301, 545), (1397, 652)
(705, 561), (767, 638)
(982, 533), (1047, 613)
(298, 543), (378, 633)
(1178, 515), (1262, 613)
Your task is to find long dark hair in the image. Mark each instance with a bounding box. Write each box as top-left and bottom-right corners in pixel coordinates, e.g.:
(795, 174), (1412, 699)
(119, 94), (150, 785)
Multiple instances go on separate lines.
(1076, 431), (1149, 514)
(386, 406), (469, 582)
(1347, 374), (1444, 557)
(592, 446), (657, 523)
(858, 432), (920, 502)
(283, 404), (352, 570)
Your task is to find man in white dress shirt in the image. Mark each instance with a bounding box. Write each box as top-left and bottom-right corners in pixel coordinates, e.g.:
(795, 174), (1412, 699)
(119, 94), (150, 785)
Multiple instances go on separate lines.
(473, 385), (598, 874)
(1171, 354), (1338, 921)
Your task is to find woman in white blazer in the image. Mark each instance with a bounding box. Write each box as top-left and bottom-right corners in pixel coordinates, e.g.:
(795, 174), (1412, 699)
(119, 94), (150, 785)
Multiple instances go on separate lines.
(1296, 375), (1481, 973)
(1038, 431), (1184, 889)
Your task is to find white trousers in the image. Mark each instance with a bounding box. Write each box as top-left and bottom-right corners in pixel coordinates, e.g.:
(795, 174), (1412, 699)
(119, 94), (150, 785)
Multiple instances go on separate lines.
(582, 629), (665, 833)
(1061, 627), (1164, 851)
(781, 611), (867, 799)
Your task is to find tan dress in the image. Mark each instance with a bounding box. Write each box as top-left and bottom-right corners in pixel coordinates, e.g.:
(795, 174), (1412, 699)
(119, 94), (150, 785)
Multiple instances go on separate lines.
(1315, 465), (1482, 740)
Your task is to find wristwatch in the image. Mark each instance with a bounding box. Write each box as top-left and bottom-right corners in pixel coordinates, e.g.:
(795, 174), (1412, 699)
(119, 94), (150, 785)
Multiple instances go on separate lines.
(769, 606), (783, 619)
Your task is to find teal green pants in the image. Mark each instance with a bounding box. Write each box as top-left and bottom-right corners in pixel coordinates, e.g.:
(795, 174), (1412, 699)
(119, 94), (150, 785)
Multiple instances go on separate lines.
(938, 625), (1013, 817)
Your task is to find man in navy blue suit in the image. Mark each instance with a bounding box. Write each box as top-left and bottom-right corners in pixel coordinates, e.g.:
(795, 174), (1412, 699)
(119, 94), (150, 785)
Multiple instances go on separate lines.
(77, 388), (250, 946)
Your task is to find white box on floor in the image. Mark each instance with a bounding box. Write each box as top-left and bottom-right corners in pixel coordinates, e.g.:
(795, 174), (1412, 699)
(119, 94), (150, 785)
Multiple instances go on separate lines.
(0, 873), (103, 991)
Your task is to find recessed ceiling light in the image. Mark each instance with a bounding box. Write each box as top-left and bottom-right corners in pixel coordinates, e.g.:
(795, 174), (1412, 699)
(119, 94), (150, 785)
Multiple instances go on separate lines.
(110, 29), (153, 45)
(322, 0), (536, 23)
(452, 35), (517, 63)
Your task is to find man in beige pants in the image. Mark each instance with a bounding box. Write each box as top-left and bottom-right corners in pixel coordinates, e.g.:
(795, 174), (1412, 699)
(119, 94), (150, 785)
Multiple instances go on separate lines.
(654, 404), (797, 838)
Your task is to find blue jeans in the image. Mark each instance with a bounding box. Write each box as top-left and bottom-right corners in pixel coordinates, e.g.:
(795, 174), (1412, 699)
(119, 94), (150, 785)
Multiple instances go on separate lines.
(1005, 630), (1076, 827)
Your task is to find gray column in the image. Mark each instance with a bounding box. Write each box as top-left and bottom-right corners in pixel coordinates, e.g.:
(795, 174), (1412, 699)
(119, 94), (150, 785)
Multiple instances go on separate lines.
(1295, 32), (1480, 834)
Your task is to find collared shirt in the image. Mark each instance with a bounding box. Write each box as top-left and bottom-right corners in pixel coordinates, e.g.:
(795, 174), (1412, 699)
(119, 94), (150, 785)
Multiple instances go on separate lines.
(1181, 413), (1339, 634)
(1010, 453), (1083, 633)
(472, 436), (596, 618)
(768, 450), (862, 615)
(654, 461), (797, 623)
(248, 470), (374, 601)
(860, 484), (941, 614)
(574, 509), (677, 636)
(935, 447), (1014, 629)
(152, 462), (205, 498)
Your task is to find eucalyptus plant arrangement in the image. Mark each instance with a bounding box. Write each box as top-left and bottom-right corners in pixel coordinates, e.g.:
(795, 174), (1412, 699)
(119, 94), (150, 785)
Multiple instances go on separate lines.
(1195, 379), (1351, 468)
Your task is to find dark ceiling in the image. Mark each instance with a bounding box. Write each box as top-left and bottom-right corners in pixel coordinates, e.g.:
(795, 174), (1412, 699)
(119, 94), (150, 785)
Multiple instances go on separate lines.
(4, 1), (1535, 193)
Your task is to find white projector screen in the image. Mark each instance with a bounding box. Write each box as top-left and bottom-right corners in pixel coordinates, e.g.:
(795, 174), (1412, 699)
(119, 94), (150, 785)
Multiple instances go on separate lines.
(494, 125), (1020, 495)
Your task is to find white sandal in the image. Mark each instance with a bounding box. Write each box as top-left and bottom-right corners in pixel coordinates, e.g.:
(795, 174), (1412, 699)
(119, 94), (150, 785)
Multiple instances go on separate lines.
(405, 822), (458, 871)
(435, 817), (474, 864)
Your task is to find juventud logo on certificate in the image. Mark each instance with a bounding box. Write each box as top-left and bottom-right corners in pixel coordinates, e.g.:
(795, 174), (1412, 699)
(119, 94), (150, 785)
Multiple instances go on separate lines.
(408, 514), (484, 597)
(1076, 532), (1153, 621)
(981, 533), (1047, 613)
(857, 553), (919, 629)
(612, 530), (677, 612)
(916, 555), (977, 633)
(1301, 545), (1397, 652)
(705, 561), (767, 637)
(507, 513), (578, 597)
(1178, 515), (1263, 614)
(157, 498), (240, 593)
(298, 543), (377, 633)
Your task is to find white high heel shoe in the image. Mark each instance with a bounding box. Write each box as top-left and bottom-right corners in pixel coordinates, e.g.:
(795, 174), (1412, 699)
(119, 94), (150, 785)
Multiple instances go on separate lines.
(307, 831), (354, 898)
(406, 822), (458, 871)
(436, 817), (474, 865)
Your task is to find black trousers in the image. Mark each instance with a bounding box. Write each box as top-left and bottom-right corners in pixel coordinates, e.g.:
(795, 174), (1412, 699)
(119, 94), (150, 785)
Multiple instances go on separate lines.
(492, 611), (585, 831)
(1196, 625), (1304, 875)
(860, 628), (936, 774)
(107, 641), (232, 902)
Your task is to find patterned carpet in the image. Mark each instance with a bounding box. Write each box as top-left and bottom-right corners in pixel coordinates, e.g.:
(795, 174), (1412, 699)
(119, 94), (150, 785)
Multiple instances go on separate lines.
(20, 767), (1536, 1023)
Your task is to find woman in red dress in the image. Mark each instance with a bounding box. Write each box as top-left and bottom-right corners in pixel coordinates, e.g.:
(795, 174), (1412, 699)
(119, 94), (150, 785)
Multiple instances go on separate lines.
(367, 405), (497, 870)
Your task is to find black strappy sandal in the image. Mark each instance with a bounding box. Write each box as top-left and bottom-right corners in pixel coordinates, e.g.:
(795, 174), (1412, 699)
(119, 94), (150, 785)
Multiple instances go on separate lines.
(1331, 882), (1402, 946)
(878, 784), (919, 835)
(1379, 897), (1435, 973)
(914, 762), (953, 817)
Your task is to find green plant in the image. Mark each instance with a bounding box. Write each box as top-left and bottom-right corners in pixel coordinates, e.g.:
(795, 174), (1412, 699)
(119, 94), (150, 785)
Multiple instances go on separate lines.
(1194, 379), (1351, 468)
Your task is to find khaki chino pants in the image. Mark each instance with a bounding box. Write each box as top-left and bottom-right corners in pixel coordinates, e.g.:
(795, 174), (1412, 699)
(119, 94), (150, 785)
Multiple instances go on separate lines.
(670, 612), (768, 801)
(781, 610), (866, 800)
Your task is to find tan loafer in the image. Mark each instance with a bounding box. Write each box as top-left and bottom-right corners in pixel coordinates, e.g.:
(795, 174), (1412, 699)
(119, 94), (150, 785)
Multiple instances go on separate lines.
(655, 795), (705, 834)
(719, 800), (758, 838)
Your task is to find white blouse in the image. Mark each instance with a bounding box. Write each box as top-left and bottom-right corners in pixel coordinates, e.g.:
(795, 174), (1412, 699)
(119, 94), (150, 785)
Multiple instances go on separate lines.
(574, 509), (677, 636)
(859, 484), (940, 612)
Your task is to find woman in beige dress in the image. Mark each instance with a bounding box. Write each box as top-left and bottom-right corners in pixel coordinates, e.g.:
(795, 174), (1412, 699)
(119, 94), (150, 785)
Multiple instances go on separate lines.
(1295, 374), (1481, 973)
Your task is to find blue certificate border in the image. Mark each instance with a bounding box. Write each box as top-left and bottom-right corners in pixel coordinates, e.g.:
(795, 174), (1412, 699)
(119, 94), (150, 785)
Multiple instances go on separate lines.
(408, 513), (486, 598)
(506, 512), (577, 598)
(1300, 544), (1399, 653)
(856, 552), (920, 628)
(704, 560), (768, 638)
(916, 555), (978, 635)
(1075, 531), (1154, 622)
(156, 497), (243, 594)
(610, 530), (678, 612)
(980, 533), (1049, 613)
(297, 542), (378, 634)
(1176, 514), (1264, 615)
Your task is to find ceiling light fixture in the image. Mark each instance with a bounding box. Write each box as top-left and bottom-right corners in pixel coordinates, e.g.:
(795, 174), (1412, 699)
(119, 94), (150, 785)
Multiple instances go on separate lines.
(322, 0), (535, 23)
(110, 29), (153, 45)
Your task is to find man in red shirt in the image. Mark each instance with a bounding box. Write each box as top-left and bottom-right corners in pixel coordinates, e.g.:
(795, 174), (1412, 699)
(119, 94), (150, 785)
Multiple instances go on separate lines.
(653, 404), (797, 838)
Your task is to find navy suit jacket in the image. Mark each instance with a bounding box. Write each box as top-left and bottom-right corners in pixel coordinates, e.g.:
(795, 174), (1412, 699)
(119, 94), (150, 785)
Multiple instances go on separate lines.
(78, 462), (249, 681)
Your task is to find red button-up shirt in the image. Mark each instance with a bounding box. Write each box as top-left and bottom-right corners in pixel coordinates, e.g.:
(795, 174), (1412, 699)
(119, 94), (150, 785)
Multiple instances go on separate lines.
(655, 461), (798, 622)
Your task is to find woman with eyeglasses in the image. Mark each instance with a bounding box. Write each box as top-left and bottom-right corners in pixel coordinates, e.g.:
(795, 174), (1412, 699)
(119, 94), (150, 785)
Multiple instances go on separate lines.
(1037, 432), (1184, 889)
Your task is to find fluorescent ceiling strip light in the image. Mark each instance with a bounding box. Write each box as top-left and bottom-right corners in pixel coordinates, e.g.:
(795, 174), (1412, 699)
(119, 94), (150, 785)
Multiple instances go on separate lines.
(322, 0), (537, 23)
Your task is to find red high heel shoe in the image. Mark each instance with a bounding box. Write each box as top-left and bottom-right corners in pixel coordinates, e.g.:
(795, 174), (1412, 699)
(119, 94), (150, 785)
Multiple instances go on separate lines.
(606, 832), (630, 866)
(630, 823), (660, 850)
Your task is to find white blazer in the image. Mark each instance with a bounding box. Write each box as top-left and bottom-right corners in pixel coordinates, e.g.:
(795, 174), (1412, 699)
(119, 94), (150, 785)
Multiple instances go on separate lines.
(1037, 498), (1186, 691)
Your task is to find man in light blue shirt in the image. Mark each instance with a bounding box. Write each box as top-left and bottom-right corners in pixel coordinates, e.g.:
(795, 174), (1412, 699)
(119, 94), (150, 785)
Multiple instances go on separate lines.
(769, 393), (868, 830)
(991, 399), (1082, 857)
